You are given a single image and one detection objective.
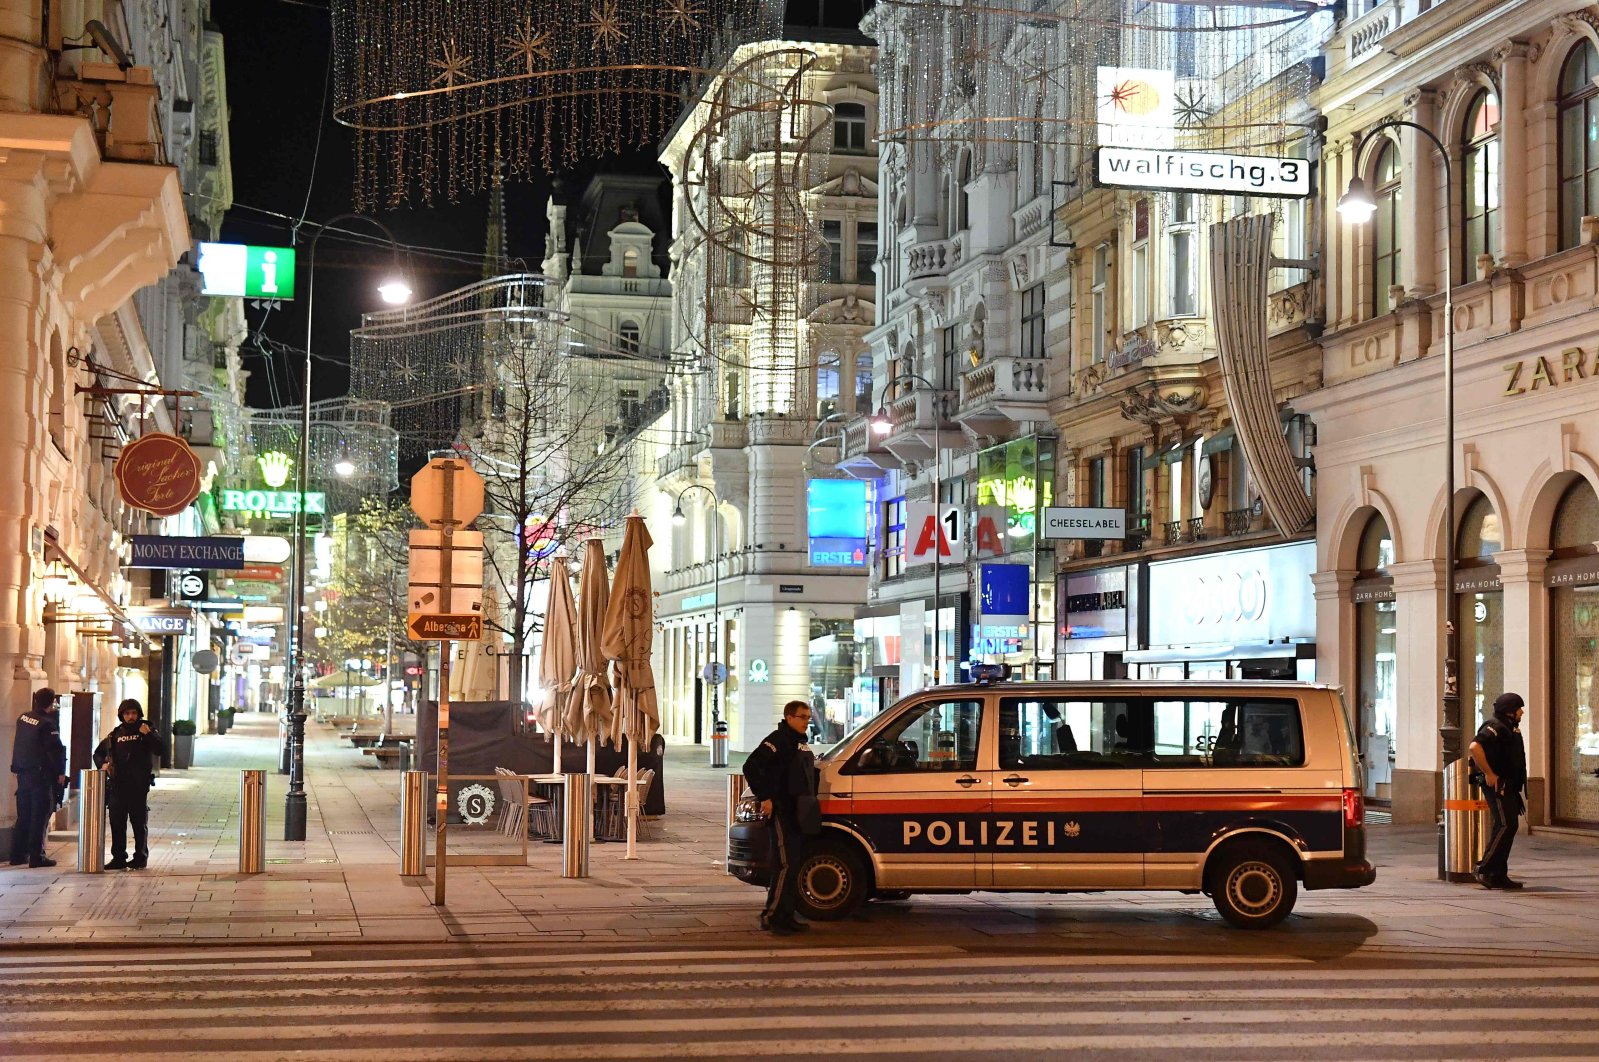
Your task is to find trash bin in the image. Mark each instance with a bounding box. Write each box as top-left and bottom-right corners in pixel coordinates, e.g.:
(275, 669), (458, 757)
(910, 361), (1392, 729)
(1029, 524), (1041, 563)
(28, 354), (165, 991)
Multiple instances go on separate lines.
(709, 719), (729, 769)
(1439, 757), (1487, 882)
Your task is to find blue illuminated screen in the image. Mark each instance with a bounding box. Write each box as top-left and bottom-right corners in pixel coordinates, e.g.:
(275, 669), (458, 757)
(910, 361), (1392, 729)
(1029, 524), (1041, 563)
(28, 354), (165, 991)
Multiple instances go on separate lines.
(807, 479), (869, 566)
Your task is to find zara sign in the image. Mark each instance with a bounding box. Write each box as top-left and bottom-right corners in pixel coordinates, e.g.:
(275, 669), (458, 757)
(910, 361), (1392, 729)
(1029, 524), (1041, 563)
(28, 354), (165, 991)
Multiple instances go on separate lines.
(1146, 541), (1316, 647)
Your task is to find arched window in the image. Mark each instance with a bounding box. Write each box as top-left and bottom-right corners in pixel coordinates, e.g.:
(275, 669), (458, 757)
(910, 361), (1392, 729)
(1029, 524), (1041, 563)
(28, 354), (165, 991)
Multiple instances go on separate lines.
(1549, 478), (1599, 824)
(1357, 512), (1395, 575)
(816, 351), (841, 419)
(951, 151), (972, 235)
(1457, 492), (1502, 560)
(622, 248), (639, 278)
(1462, 90), (1501, 275)
(833, 102), (869, 154)
(1559, 42), (1599, 250)
(618, 320), (641, 355)
(1371, 141), (1403, 316)
(854, 351), (873, 414)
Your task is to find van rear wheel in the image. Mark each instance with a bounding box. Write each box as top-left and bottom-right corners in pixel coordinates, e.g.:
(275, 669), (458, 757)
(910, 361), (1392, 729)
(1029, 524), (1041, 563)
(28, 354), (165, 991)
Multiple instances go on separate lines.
(796, 840), (868, 921)
(1210, 842), (1298, 929)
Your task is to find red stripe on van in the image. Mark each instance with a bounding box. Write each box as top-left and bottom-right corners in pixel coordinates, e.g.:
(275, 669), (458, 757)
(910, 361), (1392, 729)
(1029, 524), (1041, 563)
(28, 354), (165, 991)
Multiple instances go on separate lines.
(1143, 794), (1341, 813)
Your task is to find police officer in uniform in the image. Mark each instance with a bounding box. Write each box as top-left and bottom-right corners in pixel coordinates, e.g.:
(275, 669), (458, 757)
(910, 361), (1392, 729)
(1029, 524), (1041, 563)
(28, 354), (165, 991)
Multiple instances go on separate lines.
(9, 688), (66, 868)
(1470, 691), (1528, 890)
(93, 699), (163, 870)
(742, 700), (817, 935)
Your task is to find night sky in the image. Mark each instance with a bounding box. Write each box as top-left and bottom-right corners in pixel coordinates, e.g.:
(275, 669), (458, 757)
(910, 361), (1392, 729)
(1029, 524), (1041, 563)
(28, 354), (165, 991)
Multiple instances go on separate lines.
(215, 0), (873, 413)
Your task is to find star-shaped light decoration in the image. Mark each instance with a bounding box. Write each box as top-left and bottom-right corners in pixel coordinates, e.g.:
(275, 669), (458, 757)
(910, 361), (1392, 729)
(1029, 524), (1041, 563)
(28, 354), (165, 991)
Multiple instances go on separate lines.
(396, 358), (421, 385)
(429, 39), (472, 88)
(502, 18), (553, 76)
(662, 0), (704, 35)
(581, 0), (628, 52)
(445, 355), (475, 379)
(1173, 87), (1211, 130)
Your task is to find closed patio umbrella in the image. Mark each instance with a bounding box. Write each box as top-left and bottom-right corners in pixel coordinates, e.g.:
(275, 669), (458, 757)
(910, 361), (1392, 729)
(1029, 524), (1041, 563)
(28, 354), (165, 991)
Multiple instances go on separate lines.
(599, 514), (660, 858)
(537, 552), (579, 771)
(566, 539), (613, 767)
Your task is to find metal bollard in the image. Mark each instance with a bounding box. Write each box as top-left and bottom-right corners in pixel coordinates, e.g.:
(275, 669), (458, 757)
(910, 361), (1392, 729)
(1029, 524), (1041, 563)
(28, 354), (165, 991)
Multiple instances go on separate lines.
(239, 770), (266, 874)
(725, 774), (746, 876)
(1440, 758), (1488, 882)
(77, 768), (106, 874)
(399, 770), (428, 876)
(709, 719), (729, 768)
(562, 774), (592, 878)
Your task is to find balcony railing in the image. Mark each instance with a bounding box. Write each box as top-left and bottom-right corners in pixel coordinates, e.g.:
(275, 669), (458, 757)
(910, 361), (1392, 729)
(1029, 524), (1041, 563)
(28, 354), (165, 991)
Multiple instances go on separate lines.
(1224, 507), (1258, 536)
(906, 236), (963, 285)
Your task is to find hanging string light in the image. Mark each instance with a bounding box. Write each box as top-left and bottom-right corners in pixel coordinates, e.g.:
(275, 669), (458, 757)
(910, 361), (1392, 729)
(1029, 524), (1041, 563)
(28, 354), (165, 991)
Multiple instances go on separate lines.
(330, 0), (786, 207)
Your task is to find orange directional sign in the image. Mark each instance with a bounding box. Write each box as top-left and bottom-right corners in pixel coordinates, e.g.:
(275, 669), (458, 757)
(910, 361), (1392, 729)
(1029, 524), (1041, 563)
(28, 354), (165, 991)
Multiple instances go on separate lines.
(408, 613), (483, 641)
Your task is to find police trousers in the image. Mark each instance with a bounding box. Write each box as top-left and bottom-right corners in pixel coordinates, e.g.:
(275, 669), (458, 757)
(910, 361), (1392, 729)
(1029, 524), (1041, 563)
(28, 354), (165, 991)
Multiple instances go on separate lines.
(762, 812), (803, 926)
(1478, 785), (1521, 881)
(108, 785), (150, 862)
(9, 776), (55, 863)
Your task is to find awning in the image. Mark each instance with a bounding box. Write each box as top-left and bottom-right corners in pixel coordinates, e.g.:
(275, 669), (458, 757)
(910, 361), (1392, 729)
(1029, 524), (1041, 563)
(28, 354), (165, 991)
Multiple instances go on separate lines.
(45, 538), (155, 652)
(1202, 426), (1237, 455)
(1142, 440), (1194, 471)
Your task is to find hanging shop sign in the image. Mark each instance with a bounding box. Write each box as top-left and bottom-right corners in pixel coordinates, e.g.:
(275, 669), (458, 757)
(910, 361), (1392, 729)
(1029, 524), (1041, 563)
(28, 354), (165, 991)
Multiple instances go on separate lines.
(197, 242), (296, 300)
(1094, 147), (1311, 198)
(174, 570), (209, 602)
(129, 610), (192, 636)
(1042, 507), (1127, 541)
(748, 659), (771, 684)
(1096, 67), (1175, 150)
(221, 490), (327, 516)
(129, 535), (245, 570)
(114, 432), (203, 517)
(906, 502), (961, 566)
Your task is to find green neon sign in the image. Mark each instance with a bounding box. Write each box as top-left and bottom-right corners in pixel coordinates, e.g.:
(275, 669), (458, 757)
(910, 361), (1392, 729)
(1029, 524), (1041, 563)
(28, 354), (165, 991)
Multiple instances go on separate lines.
(197, 243), (297, 300)
(221, 489), (326, 515)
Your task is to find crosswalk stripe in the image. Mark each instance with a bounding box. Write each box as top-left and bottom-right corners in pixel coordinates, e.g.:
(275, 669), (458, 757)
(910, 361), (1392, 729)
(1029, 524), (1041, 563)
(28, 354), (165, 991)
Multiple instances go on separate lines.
(6, 1002), (1599, 1041)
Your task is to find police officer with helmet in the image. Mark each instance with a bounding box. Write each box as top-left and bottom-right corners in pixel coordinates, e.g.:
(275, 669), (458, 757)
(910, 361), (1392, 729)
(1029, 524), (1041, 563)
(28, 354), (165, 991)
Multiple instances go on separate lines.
(1470, 691), (1528, 890)
(9, 688), (67, 868)
(94, 699), (163, 870)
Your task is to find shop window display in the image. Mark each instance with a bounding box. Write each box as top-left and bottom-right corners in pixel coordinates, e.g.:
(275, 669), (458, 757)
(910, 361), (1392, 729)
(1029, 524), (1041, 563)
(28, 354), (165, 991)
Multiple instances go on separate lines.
(1456, 494), (1503, 724)
(1355, 513), (1396, 801)
(1551, 479), (1599, 825)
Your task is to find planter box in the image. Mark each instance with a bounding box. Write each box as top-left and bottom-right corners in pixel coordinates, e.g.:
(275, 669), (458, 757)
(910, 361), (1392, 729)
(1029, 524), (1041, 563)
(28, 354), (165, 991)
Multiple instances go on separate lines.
(173, 733), (194, 770)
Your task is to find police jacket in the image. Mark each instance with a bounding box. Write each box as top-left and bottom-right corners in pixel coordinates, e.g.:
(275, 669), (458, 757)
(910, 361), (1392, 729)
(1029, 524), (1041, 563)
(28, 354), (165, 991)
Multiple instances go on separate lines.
(742, 725), (816, 814)
(10, 710), (65, 779)
(94, 720), (162, 789)
(1473, 717), (1527, 795)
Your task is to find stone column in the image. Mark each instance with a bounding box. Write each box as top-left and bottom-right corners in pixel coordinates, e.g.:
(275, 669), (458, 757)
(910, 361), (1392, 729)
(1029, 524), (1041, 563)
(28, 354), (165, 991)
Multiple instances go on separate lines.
(1494, 548), (1550, 824)
(1387, 559), (1447, 823)
(1402, 92), (1440, 298)
(1310, 569), (1357, 691)
(1497, 42), (1532, 266)
(1324, 138), (1350, 330)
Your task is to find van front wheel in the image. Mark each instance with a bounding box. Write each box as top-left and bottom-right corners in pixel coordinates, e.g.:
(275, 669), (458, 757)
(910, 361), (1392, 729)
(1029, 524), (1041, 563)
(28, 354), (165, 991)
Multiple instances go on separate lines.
(796, 840), (868, 921)
(1211, 842), (1298, 929)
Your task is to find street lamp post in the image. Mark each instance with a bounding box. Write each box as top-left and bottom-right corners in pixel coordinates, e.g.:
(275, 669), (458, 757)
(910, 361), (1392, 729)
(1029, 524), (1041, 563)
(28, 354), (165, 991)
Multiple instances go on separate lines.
(1338, 120), (1462, 879)
(284, 215), (412, 841)
(673, 483), (722, 747)
(871, 371), (947, 685)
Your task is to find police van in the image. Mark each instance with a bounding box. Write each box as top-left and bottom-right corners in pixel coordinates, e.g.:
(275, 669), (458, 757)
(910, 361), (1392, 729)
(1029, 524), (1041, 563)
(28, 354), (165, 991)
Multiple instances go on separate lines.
(728, 669), (1375, 929)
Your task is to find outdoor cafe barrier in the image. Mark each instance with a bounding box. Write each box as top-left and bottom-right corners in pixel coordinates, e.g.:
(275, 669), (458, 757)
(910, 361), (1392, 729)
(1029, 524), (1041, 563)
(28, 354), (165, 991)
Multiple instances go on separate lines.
(1440, 757), (1488, 883)
(77, 767), (105, 874)
(239, 770), (266, 874)
(562, 774), (592, 879)
(399, 769), (428, 875)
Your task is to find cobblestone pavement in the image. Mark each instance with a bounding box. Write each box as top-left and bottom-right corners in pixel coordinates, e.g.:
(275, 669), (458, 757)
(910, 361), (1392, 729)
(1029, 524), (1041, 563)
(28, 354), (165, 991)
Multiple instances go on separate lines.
(3, 710), (1598, 959)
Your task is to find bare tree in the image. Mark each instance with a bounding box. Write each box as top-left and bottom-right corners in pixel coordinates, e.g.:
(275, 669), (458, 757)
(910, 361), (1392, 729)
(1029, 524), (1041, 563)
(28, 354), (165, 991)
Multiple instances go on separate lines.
(463, 319), (667, 701)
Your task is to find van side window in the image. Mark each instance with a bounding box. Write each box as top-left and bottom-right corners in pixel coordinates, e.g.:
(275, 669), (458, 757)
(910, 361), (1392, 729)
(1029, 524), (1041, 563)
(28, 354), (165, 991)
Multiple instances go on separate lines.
(998, 698), (1147, 770)
(1150, 696), (1306, 768)
(850, 699), (983, 774)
